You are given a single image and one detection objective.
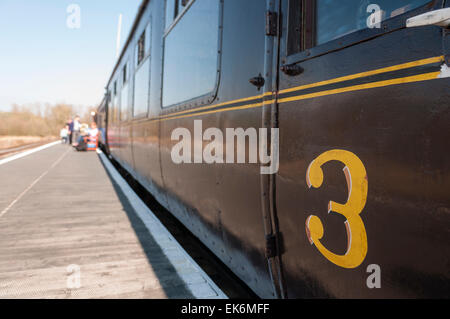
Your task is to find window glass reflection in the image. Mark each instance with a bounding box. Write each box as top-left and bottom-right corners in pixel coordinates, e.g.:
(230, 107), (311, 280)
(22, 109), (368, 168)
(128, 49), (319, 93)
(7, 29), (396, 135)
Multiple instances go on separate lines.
(162, 0), (220, 107)
(121, 84), (129, 121)
(113, 96), (119, 123)
(145, 23), (151, 55)
(316, 0), (431, 46)
(136, 32), (146, 66)
(165, 0), (175, 29)
(134, 58), (150, 117)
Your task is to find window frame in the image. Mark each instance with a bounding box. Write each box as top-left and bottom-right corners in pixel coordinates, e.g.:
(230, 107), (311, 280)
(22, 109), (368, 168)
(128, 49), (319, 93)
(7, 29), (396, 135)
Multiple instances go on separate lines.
(136, 31), (146, 67)
(284, 0), (443, 66)
(165, 0), (191, 32)
(120, 59), (130, 122)
(112, 80), (118, 124)
(161, 0), (224, 111)
(133, 20), (152, 119)
(122, 62), (128, 85)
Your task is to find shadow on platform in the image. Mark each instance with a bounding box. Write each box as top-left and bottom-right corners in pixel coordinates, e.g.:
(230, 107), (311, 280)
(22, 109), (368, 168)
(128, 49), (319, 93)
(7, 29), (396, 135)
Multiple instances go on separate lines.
(99, 157), (195, 299)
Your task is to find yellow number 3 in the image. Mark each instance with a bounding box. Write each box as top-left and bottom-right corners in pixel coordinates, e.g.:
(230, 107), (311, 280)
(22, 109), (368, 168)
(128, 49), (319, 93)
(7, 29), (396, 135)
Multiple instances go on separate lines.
(305, 150), (368, 269)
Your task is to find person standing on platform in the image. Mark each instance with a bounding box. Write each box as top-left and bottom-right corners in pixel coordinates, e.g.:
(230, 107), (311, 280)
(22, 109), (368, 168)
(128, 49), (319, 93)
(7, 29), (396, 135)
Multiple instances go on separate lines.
(60, 126), (69, 144)
(72, 116), (81, 147)
(67, 118), (74, 145)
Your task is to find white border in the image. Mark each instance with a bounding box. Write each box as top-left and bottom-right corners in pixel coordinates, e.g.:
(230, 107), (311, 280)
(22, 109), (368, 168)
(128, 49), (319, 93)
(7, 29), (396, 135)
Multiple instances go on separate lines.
(0, 141), (60, 167)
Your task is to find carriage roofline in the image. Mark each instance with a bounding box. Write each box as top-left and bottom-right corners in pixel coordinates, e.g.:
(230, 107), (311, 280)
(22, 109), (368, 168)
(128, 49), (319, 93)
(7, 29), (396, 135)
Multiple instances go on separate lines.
(105, 0), (149, 90)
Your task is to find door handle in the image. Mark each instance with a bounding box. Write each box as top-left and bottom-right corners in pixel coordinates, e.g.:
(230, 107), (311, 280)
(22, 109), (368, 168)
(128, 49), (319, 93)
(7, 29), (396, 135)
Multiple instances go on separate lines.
(249, 74), (265, 90)
(281, 64), (304, 76)
(406, 8), (450, 28)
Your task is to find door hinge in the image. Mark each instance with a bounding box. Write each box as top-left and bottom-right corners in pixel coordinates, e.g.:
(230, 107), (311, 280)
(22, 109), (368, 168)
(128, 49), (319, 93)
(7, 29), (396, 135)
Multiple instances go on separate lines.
(266, 11), (278, 36)
(265, 233), (284, 259)
(265, 234), (278, 258)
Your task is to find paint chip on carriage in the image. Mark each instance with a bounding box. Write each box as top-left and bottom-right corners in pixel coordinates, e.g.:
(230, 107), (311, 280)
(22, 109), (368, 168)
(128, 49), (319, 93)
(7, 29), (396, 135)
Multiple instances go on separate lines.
(438, 63), (450, 79)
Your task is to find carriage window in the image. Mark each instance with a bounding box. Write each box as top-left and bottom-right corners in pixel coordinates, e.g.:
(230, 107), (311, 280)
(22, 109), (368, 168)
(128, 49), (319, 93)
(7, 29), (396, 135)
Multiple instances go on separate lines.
(162, 0), (220, 107)
(121, 83), (129, 121)
(136, 22), (151, 67)
(165, 0), (175, 28)
(121, 62), (129, 121)
(287, 0), (302, 56)
(145, 23), (151, 54)
(315, 0), (431, 46)
(122, 63), (128, 85)
(288, 0), (432, 54)
(134, 58), (150, 117)
(112, 81), (118, 123)
(136, 31), (146, 66)
(166, 0), (190, 29)
(133, 23), (151, 118)
(118, 63), (128, 121)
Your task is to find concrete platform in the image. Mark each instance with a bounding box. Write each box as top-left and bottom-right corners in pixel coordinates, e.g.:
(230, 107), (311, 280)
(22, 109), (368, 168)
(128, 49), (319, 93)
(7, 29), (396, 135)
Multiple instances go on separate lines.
(0, 143), (226, 299)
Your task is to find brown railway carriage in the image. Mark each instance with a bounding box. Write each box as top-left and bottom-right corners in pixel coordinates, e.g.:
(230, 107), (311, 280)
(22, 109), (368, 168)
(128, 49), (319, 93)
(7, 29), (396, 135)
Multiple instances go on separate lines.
(97, 0), (450, 298)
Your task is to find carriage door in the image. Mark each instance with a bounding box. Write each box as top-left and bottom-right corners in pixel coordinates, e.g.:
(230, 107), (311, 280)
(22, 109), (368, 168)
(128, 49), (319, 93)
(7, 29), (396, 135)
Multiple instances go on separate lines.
(275, 0), (449, 298)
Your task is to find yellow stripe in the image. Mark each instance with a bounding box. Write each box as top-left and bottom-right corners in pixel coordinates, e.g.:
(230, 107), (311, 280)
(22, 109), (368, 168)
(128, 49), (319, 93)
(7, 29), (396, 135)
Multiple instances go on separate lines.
(157, 91), (275, 120)
(277, 72), (440, 104)
(155, 56), (444, 122)
(160, 100), (275, 122)
(278, 56), (444, 95)
(160, 72), (440, 122)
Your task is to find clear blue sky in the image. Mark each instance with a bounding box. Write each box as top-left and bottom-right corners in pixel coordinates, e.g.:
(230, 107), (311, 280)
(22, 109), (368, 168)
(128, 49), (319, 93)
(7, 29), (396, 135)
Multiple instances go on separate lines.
(0, 0), (142, 112)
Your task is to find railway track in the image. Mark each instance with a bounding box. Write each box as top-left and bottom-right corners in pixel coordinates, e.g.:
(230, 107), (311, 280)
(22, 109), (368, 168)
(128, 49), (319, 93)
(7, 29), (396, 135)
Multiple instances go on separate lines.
(0, 141), (58, 159)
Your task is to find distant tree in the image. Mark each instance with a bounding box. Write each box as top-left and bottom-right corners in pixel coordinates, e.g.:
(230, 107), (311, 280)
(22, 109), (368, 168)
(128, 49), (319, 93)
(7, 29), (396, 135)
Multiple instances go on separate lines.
(0, 103), (85, 137)
(45, 104), (74, 134)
